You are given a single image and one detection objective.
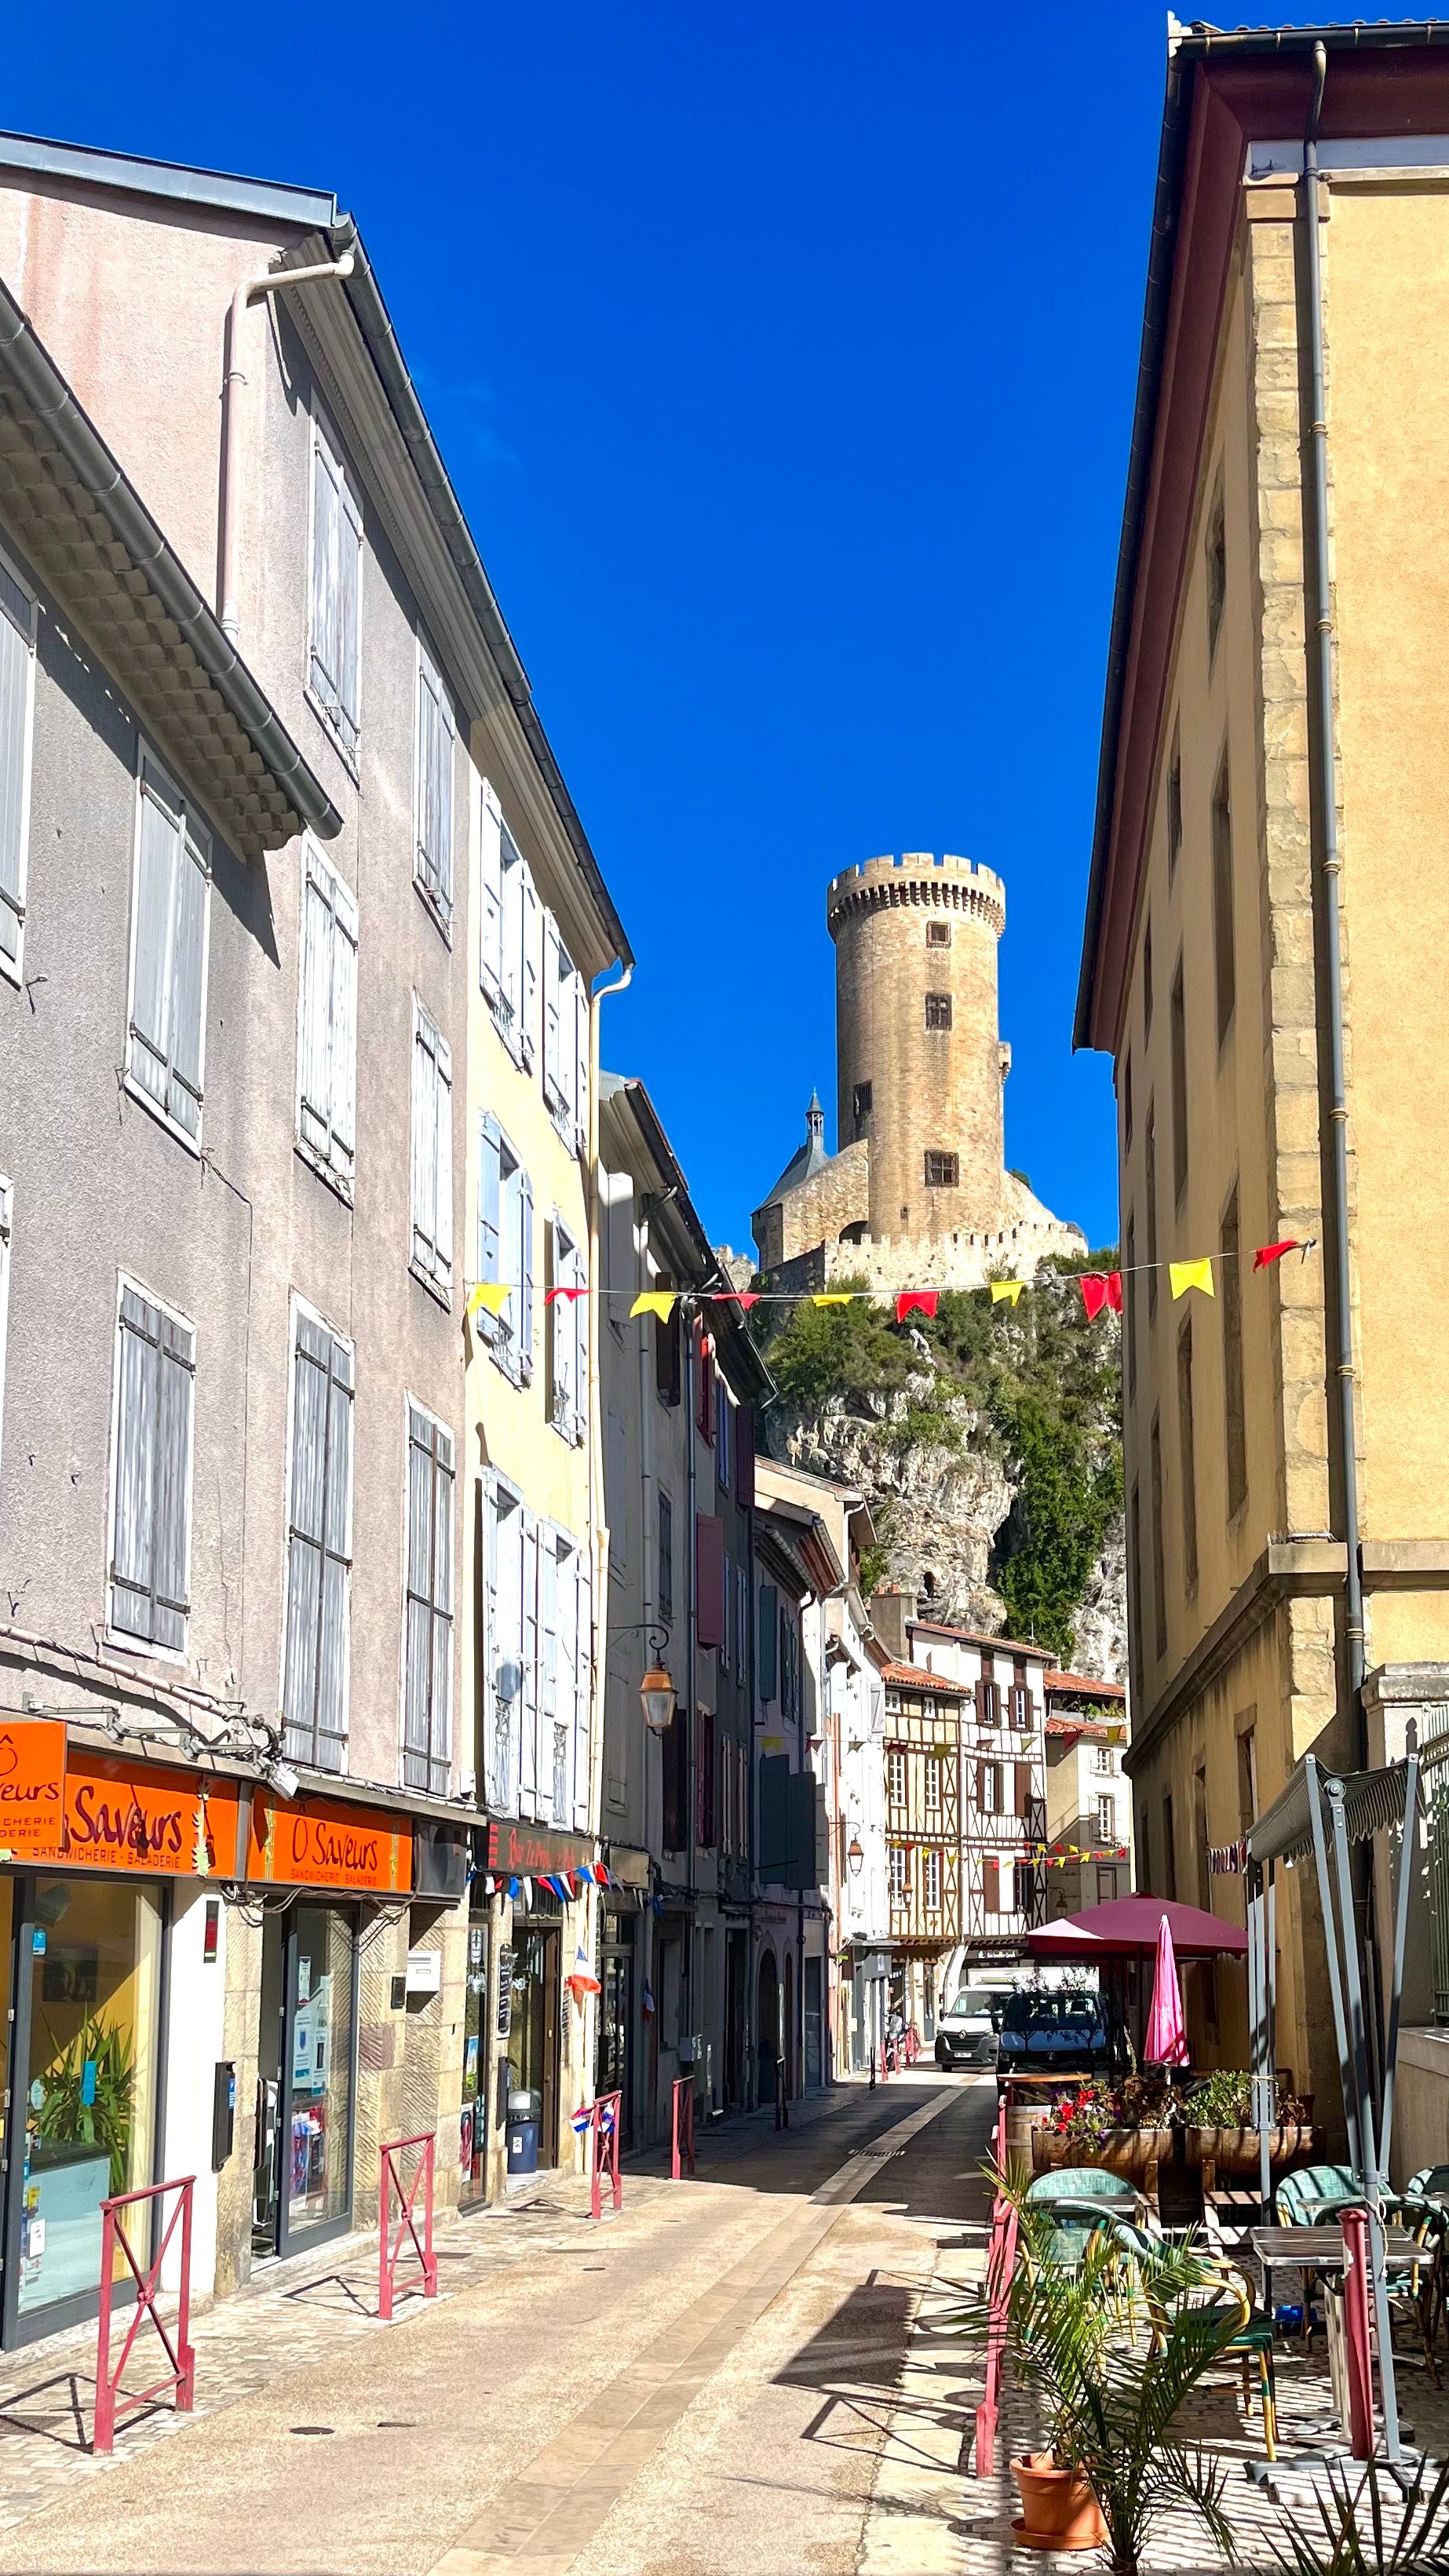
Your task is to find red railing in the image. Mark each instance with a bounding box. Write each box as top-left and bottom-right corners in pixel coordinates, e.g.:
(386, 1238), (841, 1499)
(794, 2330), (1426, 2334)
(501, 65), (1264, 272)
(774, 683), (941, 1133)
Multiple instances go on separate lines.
(973, 2085), (1019, 2479)
(93, 2174), (195, 2456)
(379, 2133), (438, 2322)
(671, 2075), (696, 2180)
(587, 2091), (622, 2220)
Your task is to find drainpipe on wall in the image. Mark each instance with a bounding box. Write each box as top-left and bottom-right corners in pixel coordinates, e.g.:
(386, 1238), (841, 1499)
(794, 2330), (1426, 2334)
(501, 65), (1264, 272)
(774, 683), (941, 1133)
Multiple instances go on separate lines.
(684, 1309), (699, 2056)
(217, 257), (355, 643)
(586, 965), (632, 2114)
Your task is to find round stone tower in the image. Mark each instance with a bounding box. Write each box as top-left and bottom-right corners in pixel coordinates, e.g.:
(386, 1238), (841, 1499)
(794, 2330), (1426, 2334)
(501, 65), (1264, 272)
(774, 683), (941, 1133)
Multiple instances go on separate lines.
(827, 852), (1009, 1242)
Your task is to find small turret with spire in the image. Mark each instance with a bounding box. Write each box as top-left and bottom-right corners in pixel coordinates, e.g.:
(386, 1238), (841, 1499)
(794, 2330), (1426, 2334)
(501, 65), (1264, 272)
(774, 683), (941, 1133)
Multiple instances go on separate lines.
(806, 1088), (824, 1146)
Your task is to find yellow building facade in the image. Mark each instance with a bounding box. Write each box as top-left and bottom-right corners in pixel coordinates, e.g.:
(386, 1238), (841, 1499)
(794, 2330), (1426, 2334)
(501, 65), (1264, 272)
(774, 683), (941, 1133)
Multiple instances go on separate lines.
(1079, 27), (1449, 2158)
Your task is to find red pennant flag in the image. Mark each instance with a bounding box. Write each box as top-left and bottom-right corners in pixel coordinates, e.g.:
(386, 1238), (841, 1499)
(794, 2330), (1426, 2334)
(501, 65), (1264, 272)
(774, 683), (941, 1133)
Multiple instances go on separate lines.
(1080, 1271), (1126, 1321)
(1105, 1271), (1123, 1312)
(714, 1290), (761, 1311)
(1254, 1239), (1299, 1270)
(546, 1284), (589, 1304)
(896, 1290), (938, 1323)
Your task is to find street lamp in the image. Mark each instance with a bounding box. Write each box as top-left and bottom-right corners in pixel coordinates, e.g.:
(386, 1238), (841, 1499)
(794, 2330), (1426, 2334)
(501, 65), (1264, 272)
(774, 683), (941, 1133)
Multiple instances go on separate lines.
(848, 1836), (864, 1878)
(641, 1657), (677, 1735)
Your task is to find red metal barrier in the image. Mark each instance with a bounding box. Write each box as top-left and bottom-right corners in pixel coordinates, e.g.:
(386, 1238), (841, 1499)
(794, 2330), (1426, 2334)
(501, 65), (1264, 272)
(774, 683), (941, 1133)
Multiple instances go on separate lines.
(93, 2174), (195, 2456)
(973, 2085), (1018, 2479)
(587, 2091), (622, 2220)
(671, 2076), (695, 2180)
(1340, 2207), (1375, 2460)
(379, 2132), (437, 2321)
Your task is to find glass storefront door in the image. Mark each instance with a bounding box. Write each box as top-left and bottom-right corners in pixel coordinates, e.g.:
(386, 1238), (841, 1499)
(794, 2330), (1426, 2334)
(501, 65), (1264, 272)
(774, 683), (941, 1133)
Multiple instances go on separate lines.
(459, 1906), (489, 2204)
(6, 1874), (164, 2344)
(505, 1922), (558, 2166)
(253, 1903), (357, 2257)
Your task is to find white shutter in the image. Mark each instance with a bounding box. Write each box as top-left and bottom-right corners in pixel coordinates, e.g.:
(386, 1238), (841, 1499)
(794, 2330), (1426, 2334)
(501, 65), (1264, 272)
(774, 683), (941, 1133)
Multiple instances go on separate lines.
(571, 1239), (588, 1447)
(338, 476), (362, 753)
(476, 1115), (502, 1343)
(297, 854), (331, 1155)
(541, 1532), (559, 1736)
(520, 860), (538, 1070)
(573, 1546), (592, 1830)
(0, 1179), (11, 1488)
(478, 778), (504, 1001)
(0, 556), (35, 975)
(572, 965), (589, 1158)
(542, 910), (561, 1106)
(520, 1511), (539, 1816)
(519, 1169), (535, 1386)
(433, 1028), (453, 1286)
(484, 1485), (504, 1807)
(283, 1313), (352, 1771)
(309, 429), (340, 710)
(111, 1286), (194, 1653)
(411, 1005), (451, 1291)
(166, 828), (209, 1138)
(130, 772), (182, 1116)
(330, 872), (358, 1179)
(415, 641), (454, 922)
(553, 1541), (575, 1823)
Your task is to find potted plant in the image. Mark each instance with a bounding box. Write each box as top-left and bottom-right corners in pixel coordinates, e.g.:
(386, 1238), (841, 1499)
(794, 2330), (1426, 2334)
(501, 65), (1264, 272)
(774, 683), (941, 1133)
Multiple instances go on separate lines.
(1182, 2068), (1319, 2200)
(33, 2016), (136, 2193)
(1030, 2077), (1177, 2206)
(1002, 2191), (1237, 2574)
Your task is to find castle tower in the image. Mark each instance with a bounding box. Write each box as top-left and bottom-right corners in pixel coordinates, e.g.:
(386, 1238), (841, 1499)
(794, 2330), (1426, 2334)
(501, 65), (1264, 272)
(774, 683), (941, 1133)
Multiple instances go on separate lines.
(827, 853), (1009, 1242)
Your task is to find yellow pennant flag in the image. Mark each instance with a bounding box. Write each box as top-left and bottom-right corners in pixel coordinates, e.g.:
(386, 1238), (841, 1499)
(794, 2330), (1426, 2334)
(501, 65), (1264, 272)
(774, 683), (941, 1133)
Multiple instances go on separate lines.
(1170, 1257), (1215, 1301)
(990, 1279), (1025, 1307)
(468, 1281), (512, 1320)
(630, 1290), (677, 1321)
(811, 1293), (854, 1306)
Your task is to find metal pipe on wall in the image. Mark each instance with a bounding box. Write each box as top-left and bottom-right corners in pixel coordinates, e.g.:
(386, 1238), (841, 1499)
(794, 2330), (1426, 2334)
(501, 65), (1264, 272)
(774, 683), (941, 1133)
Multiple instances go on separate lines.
(218, 257), (355, 643)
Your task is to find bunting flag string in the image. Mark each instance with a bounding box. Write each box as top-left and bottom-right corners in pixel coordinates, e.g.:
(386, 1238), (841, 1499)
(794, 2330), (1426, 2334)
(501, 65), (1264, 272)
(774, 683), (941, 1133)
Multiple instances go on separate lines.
(991, 1279), (1026, 1307)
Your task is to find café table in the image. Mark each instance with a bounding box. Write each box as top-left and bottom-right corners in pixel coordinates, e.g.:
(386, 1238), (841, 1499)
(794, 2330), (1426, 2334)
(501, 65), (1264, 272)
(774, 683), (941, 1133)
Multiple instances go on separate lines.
(1250, 2225), (1421, 2441)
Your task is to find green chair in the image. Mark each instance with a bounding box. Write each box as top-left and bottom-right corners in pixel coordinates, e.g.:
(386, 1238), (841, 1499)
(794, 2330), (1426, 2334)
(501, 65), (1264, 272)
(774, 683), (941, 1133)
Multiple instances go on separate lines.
(1275, 2162), (1363, 2225)
(1023, 2166), (1140, 2273)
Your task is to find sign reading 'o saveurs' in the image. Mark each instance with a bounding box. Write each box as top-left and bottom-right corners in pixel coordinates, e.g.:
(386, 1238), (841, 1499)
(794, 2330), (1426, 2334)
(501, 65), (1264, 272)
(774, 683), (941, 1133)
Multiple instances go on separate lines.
(0, 1721), (67, 1855)
(10, 1746), (242, 1877)
(247, 1792), (412, 1896)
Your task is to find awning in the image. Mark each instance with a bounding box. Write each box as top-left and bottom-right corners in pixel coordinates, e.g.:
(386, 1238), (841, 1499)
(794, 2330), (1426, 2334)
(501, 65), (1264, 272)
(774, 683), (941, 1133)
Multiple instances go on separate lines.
(1024, 1895), (1247, 1961)
(1247, 1757), (1411, 1870)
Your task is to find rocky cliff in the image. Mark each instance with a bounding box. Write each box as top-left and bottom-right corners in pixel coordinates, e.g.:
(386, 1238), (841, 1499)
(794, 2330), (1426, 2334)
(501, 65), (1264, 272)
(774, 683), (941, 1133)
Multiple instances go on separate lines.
(757, 1266), (1126, 1681)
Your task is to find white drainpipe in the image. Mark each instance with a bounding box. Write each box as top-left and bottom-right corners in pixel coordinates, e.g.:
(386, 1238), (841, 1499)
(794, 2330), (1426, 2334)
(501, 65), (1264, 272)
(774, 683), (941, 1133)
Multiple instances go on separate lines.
(218, 257), (356, 641)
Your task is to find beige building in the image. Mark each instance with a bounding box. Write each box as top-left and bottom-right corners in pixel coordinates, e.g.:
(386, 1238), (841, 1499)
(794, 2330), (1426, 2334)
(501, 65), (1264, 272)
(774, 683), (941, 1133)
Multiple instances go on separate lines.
(751, 856), (1083, 1294)
(1042, 1672), (1132, 1922)
(1078, 22), (1449, 2159)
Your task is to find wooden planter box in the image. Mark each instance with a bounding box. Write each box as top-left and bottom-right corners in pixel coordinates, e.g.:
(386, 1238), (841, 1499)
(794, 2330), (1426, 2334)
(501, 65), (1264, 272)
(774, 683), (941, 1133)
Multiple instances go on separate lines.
(1031, 2125), (1175, 2206)
(1184, 2122), (1321, 2199)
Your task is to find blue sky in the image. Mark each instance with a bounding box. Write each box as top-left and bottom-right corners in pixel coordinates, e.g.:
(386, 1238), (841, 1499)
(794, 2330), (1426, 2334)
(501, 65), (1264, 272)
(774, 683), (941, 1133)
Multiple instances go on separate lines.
(4, 3), (1318, 1257)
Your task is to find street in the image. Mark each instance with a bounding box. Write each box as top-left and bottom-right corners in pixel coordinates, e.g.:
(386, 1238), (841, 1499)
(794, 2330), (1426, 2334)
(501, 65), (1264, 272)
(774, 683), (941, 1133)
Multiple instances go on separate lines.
(0, 2074), (996, 2576)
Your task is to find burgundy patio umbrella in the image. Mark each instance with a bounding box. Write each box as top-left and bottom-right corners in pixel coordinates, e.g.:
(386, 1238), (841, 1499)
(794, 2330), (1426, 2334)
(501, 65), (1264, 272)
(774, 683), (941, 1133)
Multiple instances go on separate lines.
(1144, 1910), (1190, 2066)
(1024, 1895), (1247, 1962)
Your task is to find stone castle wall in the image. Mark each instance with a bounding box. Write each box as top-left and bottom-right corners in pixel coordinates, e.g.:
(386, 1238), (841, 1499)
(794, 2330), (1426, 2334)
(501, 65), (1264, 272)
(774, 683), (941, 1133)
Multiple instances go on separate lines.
(754, 1137), (868, 1268)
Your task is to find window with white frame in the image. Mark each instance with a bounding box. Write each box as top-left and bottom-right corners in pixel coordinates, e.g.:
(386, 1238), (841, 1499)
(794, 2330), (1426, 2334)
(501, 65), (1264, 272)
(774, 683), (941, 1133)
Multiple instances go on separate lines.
(546, 1215), (586, 1443)
(980, 1759), (1002, 1815)
(1095, 1742), (1115, 1773)
(126, 751), (211, 1144)
(925, 1848), (941, 1911)
(109, 1282), (195, 1654)
(410, 1000), (453, 1295)
(542, 910), (587, 1153)
(0, 549), (37, 985)
(484, 1477), (524, 1812)
(477, 776), (537, 1067)
(414, 634), (454, 932)
(281, 1309), (353, 1771)
(476, 1116), (533, 1382)
(403, 1403), (454, 1796)
(924, 1753), (940, 1810)
(717, 1388), (732, 1492)
(1097, 1793), (1115, 1844)
(887, 1748), (905, 1804)
(889, 1844), (907, 1899)
(296, 840), (358, 1194)
(0, 1179), (9, 1480)
(308, 407), (362, 757)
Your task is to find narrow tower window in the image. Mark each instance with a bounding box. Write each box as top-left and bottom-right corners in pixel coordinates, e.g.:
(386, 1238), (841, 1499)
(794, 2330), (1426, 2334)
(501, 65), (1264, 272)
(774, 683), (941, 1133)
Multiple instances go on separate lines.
(852, 1082), (872, 1135)
(924, 1151), (958, 1188)
(925, 992), (952, 1031)
(926, 920), (951, 947)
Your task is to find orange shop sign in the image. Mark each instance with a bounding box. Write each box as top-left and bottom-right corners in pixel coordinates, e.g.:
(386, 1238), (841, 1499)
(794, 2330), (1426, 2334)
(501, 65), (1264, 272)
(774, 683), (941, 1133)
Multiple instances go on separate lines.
(247, 1792), (412, 1896)
(0, 1720), (67, 1855)
(30, 1753), (241, 1876)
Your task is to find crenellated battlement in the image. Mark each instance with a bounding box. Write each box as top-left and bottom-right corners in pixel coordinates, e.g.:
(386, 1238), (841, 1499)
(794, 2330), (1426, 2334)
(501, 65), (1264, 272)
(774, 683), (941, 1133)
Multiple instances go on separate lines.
(826, 852), (1006, 940)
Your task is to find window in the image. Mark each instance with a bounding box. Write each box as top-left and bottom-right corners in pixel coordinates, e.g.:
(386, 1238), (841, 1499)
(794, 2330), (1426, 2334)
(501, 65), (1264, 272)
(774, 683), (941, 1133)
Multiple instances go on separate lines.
(926, 919), (951, 948)
(281, 1309), (353, 1771)
(659, 1490), (674, 1623)
(410, 1001), (453, 1297)
(924, 1849), (941, 1911)
(1149, 1414), (1166, 1659)
(1097, 1793), (1115, 1844)
(976, 1675), (1001, 1728)
(887, 1748), (905, 1804)
(1095, 1742), (1115, 1774)
(1194, 1764), (1211, 1912)
(889, 1844), (907, 1899)
(542, 912), (587, 1154)
(546, 1216), (586, 1443)
(1143, 915), (1154, 1038)
(476, 780), (538, 1071)
(126, 752), (211, 1144)
(924, 1754), (940, 1809)
(108, 1283), (195, 1654)
(1212, 755), (1235, 1044)
(0, 547), (36, 985)
(403, 1404), (454, 1795)
(852, 1080), (873, 1135)
(925, 991), (952, 1031)
(296, 840), (358, 1195)
(655, 1297), (681, 1407)
(695, 1708), (716, 1848)
(476, 1118), (534, 1383)
(1170, 959), (1188, 1202)
(1177, 1315), (1198, 1593)
(1145, 1105), (1159, 1317)
(1167, 724), (1183, 879)
(0, 1178), (9, 1479)
(308, 407), (362, 758)
(1237, 1723), (1258, 1834)
(1009, 1682), (1031, 1727)
(1097, 1866), (1118, 1904)
(1125, 1213), (1137, 1399)
(717, 1388), (732, 1492)
(924, 1151), (958, 1188)
(980, 1760), (1001, 1815)
(1221, 1184), (1246, 1516)
(414, 637), (454, 932)
(1206, 475), (1227, 662)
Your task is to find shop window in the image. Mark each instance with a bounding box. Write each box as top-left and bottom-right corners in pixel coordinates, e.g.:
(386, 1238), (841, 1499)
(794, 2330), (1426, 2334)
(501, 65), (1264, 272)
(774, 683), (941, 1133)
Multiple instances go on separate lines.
(403, 1403), (454, 1796)
(282, 1311), (354, 1774)
(108, 1283), (195, 1655)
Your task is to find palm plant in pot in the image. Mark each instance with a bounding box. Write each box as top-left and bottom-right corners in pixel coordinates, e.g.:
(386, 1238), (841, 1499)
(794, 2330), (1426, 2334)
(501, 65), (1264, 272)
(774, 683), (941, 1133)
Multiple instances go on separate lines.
(1002, 2190), (1238, 2574)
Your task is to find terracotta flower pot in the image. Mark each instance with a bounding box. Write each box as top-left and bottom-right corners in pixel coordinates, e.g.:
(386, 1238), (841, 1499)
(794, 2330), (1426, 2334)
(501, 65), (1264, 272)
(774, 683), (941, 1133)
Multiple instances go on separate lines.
(1011, 2450), (1108, 2552)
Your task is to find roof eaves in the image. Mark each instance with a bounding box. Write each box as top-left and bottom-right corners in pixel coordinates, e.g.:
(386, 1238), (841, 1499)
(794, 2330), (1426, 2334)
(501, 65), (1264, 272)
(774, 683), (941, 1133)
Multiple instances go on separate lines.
(0, 126), (338, 232)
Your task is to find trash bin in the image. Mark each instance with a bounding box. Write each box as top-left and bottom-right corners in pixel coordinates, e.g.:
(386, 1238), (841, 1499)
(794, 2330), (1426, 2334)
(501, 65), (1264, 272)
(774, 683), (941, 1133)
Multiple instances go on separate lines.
(506, 2088), (542, 2182)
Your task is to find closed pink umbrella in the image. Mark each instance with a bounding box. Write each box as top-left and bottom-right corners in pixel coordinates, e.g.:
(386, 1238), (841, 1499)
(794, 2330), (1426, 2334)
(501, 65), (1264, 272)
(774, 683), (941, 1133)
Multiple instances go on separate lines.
(1144, 1909), (1189, 2066)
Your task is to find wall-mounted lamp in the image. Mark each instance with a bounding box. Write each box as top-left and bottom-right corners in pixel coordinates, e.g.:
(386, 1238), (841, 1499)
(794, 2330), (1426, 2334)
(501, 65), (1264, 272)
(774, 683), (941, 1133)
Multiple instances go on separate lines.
(847, 1837), (864, 1879)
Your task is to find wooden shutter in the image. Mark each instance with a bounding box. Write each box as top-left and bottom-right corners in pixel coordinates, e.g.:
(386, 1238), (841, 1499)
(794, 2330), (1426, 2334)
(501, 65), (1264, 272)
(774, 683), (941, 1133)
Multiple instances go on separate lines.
(521, 862), (538, 1070)
(719, 1550), (731, 1672)
(111, 1286), (195, 1653)
(736, 1401), (755, 1508)
(330, 870), (358, 1180)
(403, 1408), (454, 1795)
(434, 1031), (453, 1285)
(309, 426), (340, 713)
(696, 1709), (716, 1849)
(477, 1115), (502, 1341)
(571, 1242), (588, 1445)
(297, 851), (331, 1158)
(540, 1530), (559, 1739)
(519, 1169), (535, 1384)
(415, 643), (454, 918)
(337, 473), (361, 750)
(282, 1314), (352, 1770)
(542, 910), (562, 1105)
(983, 1855), (1000, 1914)
(757, 1582), (779, 1701)
(573, 1545), (592, 1830)
(1015, 1761), (1030, 1817)
(696, 1513), (725, 1648)
(572, 964), (589, 1157)
(520, 1511), (539, 1816)
(0, 556), (35, 970)
(411, 1008), (451, 1289)
(477, 779), (504, 1001)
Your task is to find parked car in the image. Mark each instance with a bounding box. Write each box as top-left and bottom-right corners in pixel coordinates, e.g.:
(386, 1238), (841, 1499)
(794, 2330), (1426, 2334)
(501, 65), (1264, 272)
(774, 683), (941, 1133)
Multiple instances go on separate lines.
(933, 1987), (1001, 2071)
(995, 1990), (1110, 2076)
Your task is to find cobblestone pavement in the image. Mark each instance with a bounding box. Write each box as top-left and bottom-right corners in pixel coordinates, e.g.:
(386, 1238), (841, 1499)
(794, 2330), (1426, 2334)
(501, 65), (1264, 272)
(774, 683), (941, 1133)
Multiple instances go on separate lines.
(0, 2074), (1440, 2574)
